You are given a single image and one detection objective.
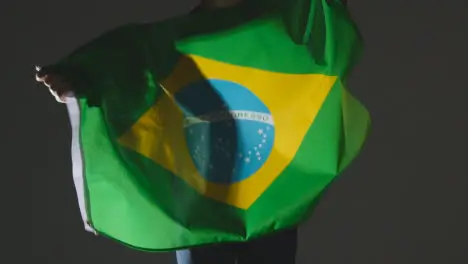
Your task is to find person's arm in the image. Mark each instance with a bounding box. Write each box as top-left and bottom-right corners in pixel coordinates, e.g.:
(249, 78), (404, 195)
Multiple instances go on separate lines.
(36, 24), (162, 106)
(36, 27), (124, 104)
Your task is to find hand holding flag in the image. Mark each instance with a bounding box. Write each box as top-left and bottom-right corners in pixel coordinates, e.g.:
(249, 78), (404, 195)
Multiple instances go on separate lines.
(35, 66), (73, 103)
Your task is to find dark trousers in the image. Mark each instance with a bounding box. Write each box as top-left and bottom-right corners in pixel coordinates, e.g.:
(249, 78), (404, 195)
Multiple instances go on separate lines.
(176, 228), (298, 264)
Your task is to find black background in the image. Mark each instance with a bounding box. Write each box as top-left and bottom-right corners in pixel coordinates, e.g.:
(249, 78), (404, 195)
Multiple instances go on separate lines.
(3, 0), (467, 263)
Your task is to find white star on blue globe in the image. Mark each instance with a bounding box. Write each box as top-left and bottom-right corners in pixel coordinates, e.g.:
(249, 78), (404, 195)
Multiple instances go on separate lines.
(174, 79), (276, 184)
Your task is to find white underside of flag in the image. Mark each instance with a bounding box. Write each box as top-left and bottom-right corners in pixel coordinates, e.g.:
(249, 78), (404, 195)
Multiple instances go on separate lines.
(65, 94), (96, 234)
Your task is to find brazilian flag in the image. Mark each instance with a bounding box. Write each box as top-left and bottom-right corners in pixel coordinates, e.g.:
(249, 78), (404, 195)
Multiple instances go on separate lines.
(46, 0), (370, 251)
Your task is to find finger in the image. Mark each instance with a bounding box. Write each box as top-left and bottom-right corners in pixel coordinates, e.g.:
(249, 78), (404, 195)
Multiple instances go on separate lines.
(49, 88), (66, 103)
(35, 72), (55, 84)
(35, 65), (48, 79)
(49, 79), (72, 96)
(43, 75), (55, 87)
(40, 74), (60, 88)
(37, 74), (54, 87)
(35, 65), (56, 81)
(48, 86), (70, 104)
(36, 73), (47, 82)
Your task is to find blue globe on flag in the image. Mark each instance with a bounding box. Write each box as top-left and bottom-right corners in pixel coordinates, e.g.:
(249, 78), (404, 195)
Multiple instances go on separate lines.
(175, 79), (275, 184)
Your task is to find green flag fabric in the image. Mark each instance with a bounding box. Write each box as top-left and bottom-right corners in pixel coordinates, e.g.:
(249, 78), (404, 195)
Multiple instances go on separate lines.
(50, 0), (370, 251)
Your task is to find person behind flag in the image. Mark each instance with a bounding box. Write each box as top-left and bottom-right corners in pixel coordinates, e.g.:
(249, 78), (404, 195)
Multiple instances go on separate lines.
(36, 0), (299, 262)
(36, 0), (353, 263)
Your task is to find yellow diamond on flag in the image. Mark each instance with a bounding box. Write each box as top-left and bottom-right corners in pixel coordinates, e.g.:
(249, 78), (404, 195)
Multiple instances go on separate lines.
(119, 54), (337, 209)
